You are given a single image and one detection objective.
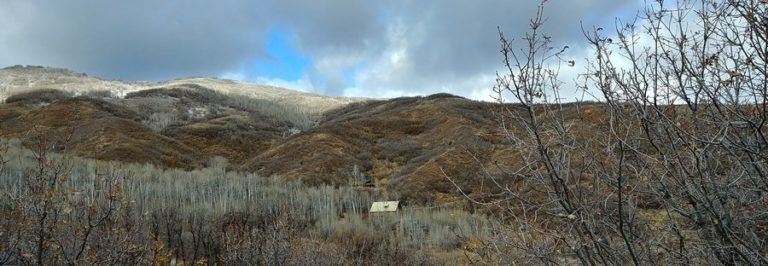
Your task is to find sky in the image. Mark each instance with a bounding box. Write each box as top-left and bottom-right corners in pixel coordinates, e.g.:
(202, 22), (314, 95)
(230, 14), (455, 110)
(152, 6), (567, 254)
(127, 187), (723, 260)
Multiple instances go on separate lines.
(0, 1), (642, 100)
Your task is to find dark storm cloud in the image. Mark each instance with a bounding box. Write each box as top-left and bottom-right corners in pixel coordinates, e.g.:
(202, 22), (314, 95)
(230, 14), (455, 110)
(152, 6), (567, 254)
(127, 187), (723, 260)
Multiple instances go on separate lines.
(263, 0), (382, 53)
(0, 0), (642, 98)
(341, 0), (642, 96)
(398, 0), (634, 81)
(0, 0), (269, 80)
(253, 0), (642, 96)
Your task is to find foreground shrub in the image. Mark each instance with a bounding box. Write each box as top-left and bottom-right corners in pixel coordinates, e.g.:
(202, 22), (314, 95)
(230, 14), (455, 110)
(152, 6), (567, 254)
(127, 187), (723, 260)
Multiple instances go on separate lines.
(456, 0), (768, 264)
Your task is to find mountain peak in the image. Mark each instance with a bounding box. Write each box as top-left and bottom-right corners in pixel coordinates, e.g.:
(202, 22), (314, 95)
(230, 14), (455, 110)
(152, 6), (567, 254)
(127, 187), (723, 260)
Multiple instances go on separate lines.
(0, 65), (365, 113)
(2, 65), (88, 77)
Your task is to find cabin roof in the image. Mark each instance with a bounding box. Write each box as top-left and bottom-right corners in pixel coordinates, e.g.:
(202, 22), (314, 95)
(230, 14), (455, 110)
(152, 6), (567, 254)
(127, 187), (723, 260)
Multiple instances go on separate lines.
(369, 201), (399, 212)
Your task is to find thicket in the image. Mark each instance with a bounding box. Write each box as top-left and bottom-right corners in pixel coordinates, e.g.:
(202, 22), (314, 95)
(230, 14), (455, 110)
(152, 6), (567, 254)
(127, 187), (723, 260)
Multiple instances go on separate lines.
(453, 0), (768, 264)
(0, 138), (497, 265)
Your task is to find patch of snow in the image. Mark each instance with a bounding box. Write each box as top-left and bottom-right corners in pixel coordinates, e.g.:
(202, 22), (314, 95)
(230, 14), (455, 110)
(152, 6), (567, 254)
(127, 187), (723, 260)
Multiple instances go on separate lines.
(0, 66), (366, 113)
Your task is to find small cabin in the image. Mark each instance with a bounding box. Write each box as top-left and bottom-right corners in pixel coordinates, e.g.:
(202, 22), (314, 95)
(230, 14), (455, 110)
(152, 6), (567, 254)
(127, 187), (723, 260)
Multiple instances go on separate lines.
(369, 201), (400, 213)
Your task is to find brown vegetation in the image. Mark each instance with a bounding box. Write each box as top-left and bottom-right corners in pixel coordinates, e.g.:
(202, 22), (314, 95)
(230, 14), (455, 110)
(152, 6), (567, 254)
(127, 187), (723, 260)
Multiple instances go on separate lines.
(0, 95), (204, 169)
(0, 85), (540, 204)
(245, 95), (519, 203)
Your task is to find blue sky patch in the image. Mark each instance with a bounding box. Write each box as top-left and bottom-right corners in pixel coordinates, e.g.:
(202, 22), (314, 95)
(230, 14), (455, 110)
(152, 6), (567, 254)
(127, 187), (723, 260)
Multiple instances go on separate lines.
(342, 65), (363, 87)
(251, 27), (310, 81)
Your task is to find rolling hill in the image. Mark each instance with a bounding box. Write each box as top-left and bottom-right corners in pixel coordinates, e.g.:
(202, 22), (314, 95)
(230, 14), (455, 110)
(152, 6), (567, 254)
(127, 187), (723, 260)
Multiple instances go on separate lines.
(0, 65), (546, 203)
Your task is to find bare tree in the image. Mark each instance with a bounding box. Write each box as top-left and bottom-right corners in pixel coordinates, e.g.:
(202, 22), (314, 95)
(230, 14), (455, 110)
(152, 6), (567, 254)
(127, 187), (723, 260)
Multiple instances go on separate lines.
(453, 0), (768, 264)
(0, 128), (147, 265)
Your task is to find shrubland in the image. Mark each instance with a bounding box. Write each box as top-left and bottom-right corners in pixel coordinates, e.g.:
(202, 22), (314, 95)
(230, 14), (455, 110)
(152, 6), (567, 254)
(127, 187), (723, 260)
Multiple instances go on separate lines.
(0, 138), (497, 265)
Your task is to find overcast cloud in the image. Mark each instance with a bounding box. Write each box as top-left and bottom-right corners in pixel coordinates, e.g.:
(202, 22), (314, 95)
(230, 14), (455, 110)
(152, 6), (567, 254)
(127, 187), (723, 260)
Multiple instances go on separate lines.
(0, 0), (642, 100)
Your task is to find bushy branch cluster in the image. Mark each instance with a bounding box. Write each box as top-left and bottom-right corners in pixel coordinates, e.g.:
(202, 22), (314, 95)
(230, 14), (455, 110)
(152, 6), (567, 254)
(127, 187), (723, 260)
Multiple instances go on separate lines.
(469, 0), (768, 264)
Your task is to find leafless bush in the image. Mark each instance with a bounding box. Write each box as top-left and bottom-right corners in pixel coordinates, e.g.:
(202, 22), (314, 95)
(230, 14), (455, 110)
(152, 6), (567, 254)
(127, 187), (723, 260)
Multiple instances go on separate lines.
(0, 131), (147, 265)
(451, 0), (768, 264)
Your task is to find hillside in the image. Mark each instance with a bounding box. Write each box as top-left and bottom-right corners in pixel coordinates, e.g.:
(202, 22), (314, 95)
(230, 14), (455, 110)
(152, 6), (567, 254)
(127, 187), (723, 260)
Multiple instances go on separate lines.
(0, 66), (548, 203)
(0, 65), (361, 113)
(245, 94), (515, 202)
(0, 95), (204, 168)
